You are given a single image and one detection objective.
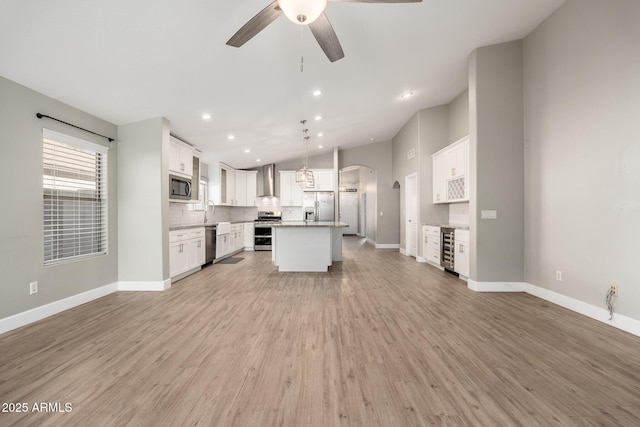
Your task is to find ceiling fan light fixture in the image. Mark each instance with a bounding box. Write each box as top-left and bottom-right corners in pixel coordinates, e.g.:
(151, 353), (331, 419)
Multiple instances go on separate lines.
(278, 0), (327, 25)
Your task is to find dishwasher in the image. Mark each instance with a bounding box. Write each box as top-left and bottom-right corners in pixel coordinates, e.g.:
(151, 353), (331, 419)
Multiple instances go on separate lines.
(204, 225), (217, 263)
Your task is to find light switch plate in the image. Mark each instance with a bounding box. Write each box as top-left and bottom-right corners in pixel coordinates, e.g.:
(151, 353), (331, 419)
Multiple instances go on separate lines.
(481, 210), (497, 219)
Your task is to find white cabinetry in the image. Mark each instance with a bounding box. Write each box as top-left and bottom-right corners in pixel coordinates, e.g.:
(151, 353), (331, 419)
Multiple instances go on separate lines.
(244, 222), (254, 250)
(170, 227), (205, 279)
(279, 171), (303, 206)
(230, 223), (244, 253)
(169, 137), (193, 178)
(215, 222), (245, 259)
(308, 170), (334, 191)
(432, 136), (470, 204)
(235, 170), (258, 206)
(209, 164), (257, 206)
(454, 229), (470, 278)
(222, 165), (235, 205)
(422, 225), (441, 266)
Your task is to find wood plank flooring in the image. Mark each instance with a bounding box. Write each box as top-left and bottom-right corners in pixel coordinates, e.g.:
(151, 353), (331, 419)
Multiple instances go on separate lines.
(1, 237), (640, 426)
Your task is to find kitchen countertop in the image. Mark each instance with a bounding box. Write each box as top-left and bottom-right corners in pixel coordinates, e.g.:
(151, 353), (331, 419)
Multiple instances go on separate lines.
(422, 223), (470, 230)
(169, 221), (253, 231)
(272, 221), (349, 228)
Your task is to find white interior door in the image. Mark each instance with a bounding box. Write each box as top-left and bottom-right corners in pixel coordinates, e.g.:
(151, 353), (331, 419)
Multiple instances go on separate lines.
(405, 173), (418, 257)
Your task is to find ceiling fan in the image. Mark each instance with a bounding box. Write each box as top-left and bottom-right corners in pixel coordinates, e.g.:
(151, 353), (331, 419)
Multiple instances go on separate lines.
(226, 0), (423, 63)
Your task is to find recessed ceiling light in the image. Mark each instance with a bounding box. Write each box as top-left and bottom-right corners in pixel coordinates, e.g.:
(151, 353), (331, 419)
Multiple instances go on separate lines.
(244, 149), (250, 153)
(370, 137), (376, 141)
(400, 92), (414, 100)
(317, 132), (323, 137)
(314, 115), (322, 121)
(227, 135), (235, 140)
(256, 158), (261, 162)
(318, 145), (323, 149)
(201, 113), (212, 120)
(313, 90), (322, 97)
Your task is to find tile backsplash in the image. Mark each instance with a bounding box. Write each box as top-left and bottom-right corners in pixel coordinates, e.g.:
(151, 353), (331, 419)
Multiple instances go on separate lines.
(169, 203), (258, 226)
(449, 202), (470, 226)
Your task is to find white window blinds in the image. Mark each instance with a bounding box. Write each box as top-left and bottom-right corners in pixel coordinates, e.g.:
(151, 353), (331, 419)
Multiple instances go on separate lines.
(43, 129), (108, 265)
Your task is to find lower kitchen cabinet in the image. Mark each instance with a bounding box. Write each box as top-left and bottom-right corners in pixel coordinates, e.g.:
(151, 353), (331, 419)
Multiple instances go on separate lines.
(243, 222), (254, 250)
(454, 229), (470, 278)
(422, 225), (441, 265)
(170, 227), (205, 278)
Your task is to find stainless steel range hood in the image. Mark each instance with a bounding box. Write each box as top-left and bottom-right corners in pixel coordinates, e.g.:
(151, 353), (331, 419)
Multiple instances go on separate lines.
(258, 163), (276, 197)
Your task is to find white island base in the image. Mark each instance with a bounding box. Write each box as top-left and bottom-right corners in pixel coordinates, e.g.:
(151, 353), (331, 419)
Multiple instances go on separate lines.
(272, 222), (347, 272)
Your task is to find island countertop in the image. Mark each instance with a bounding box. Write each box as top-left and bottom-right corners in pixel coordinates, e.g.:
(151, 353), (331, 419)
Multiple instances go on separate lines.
(272, 221), (348, 228)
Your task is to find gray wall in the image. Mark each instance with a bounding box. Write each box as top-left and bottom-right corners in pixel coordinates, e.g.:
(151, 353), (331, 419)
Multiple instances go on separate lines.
(469, 40), (525, 283)
(117, 118), (170, 282)
(339, 140), (399, 245)
(523, 0), (640, 318)
(392, 114), (420, 251)
(0, 76), (118, 318)
(418, 106), (450, 248)
(393, 105), (455, 255)
(449, 90), (470, 143)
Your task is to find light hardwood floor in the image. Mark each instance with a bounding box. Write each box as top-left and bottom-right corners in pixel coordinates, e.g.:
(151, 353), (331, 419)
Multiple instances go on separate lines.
(1, 237), (640, 426)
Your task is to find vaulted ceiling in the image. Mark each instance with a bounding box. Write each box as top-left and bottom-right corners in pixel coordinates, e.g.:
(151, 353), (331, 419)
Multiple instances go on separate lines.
(0, 0), (565, 168)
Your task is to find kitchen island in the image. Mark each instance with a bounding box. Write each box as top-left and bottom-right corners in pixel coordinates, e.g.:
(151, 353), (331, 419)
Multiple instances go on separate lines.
(271, 221), (348, 272)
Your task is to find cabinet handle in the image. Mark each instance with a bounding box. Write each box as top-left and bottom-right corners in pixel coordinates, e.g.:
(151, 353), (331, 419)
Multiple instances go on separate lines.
(181, 163), (185, 171)
(424, 236), (428, 243)
(459, 243), (464, 253)
(452, 168), (456, 176)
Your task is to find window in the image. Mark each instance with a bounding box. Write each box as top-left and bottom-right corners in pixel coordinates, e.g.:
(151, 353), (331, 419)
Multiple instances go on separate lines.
(189, 179), (208, 211)
(43, 129), (108, 265)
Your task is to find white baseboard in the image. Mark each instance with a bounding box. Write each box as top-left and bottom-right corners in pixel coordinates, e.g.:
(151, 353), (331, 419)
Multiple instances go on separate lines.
(525, 283), (640, 338)
(366, 237), (376, 246)
(399, 248), (407, 255)
(468, 280), (527, 292)
(416, 256), (427, 263)
(468, 280), (640, 337)
(376, 243), (400, 249)
(0, 282), (119, 335)
(119, 279), (171, 292)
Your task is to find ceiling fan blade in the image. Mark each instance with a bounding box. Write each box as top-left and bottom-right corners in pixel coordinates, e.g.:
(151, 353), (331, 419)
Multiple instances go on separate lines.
(309, 13), (345, 62)
(227, 1), (282, 47)
(328, 0), (422, 3)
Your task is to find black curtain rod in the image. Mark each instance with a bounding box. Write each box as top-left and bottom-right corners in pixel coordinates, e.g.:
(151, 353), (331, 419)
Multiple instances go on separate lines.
(36, 113), (115, 142)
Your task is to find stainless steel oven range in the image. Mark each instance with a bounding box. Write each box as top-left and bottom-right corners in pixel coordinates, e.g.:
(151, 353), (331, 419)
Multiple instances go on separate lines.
(254, 211), (282, 251)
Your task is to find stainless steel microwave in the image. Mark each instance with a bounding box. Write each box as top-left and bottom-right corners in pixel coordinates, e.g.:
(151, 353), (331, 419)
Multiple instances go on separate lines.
(169, 174), (192, 200)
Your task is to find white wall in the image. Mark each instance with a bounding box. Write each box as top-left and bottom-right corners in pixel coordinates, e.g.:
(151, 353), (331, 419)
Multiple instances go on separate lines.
(523, 0), (640, 319)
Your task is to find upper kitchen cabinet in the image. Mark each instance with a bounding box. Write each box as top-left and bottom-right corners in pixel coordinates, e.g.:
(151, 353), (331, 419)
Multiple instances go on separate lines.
(209, 163), (257, 206)
(235, 170), (258, 206)
(191, 152), (201, 202)
(169, 136), (193, 178)
(432, 136), (470, 203)
(279, 171), (303, 206)
(311, 170), (335, 191)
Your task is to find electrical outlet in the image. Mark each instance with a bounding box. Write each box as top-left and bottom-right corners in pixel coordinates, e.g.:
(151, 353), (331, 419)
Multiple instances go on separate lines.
(610, 284), (618, 296)
(555, 271), (562, 281)
(29, 281), (38, 295)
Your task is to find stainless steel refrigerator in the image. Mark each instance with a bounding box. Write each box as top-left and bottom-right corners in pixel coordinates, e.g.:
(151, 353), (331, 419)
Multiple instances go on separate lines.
(302, 191), (335, 221)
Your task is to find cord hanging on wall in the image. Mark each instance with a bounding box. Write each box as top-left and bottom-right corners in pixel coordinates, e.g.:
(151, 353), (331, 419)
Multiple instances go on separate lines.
(392, 181), (400, 189)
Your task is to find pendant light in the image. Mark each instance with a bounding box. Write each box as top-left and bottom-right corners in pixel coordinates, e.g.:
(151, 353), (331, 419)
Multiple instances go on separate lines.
(296, 120), (315, 188)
